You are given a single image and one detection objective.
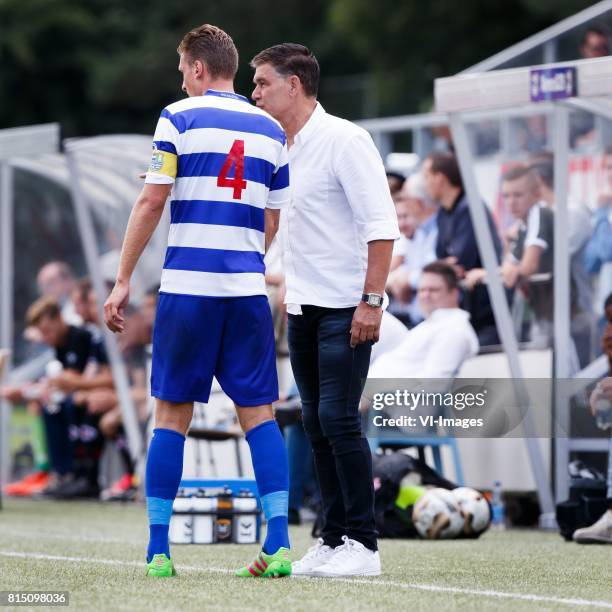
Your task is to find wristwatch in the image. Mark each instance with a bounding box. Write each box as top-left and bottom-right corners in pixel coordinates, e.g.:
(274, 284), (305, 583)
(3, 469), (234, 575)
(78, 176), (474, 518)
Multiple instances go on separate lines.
(362, 293), (383, 307)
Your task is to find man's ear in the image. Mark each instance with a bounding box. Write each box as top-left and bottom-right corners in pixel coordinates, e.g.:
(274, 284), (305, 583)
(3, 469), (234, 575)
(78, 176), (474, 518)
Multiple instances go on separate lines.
(288, 75), (301, 96)
(193, 59), (207, 79)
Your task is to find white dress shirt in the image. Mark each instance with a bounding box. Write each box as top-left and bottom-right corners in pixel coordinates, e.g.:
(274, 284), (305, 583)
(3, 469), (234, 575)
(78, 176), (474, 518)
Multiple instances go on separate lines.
(281, 103), (399, 313)
(368, 308), (479, 379)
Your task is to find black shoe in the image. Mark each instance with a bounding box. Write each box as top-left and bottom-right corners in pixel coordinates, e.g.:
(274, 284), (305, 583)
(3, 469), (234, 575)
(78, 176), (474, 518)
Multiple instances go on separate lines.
(288, 507), (301, 525)
(51, 476), (100, 499)
(38, 473), (72, 498)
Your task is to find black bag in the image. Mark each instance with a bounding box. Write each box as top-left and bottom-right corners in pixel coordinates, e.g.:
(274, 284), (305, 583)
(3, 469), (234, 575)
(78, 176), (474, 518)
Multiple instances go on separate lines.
(373, 452), (457, 538)
(311, 451), (458, 540)
(556, 477), (608, 541)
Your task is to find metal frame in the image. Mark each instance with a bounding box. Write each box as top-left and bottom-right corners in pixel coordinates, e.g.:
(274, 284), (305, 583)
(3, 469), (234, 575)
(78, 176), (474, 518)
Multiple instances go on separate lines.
(0, 161), (14, 509)
(449, 115), (557, 526)
(65, 143), (144, 466)
(552, 106), (572, 503)
(0, 124), (60, 509)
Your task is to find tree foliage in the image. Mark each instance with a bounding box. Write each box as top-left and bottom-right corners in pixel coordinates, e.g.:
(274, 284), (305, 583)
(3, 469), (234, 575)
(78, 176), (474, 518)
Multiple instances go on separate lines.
(0, 0), (599, 136)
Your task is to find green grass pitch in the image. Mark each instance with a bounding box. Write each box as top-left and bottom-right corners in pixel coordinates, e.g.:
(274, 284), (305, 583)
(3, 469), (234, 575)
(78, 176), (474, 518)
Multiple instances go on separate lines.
(0, 498), (610, 611)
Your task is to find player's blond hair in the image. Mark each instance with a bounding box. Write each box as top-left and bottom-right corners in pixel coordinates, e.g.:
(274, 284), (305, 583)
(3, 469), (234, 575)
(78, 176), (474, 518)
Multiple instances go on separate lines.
(178, 24), (238, 80)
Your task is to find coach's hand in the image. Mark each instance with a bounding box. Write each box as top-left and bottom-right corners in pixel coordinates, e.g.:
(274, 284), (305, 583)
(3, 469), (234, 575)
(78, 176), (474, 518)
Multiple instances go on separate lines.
(104, 280), (130, 333)
(350, 302), (383, 348)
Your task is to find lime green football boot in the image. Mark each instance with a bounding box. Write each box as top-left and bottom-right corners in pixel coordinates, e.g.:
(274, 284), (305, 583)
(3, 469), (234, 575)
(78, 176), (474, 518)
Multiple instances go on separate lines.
(235, 548), (291, 578)
(146, 553), (177, 577)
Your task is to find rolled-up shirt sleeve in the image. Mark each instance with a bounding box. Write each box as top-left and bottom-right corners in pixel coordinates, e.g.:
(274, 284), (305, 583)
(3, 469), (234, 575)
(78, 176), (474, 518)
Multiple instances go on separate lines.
(267, 142), (290, 210)
(334, 130), (400, 243)
(145, 108), (180, 185)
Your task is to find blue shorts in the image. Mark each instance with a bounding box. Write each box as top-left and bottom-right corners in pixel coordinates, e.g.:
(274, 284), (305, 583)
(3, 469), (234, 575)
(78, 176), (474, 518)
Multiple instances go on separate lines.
(151, 293), (278, 406)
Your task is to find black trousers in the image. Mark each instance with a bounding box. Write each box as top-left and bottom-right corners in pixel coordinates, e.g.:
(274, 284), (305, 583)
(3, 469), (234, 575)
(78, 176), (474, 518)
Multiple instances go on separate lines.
(288, 305), (377, 551)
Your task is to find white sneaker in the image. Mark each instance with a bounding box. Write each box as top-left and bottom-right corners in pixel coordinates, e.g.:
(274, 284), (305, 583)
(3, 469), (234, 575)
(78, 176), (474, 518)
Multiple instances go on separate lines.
(311, 536), (381, 577)
(573, 509), (612, 544)
(291, 538), (338, 576)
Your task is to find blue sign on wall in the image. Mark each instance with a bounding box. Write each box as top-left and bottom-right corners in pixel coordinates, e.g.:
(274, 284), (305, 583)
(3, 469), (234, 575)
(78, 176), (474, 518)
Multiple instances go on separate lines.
(530, 66), (577, 102)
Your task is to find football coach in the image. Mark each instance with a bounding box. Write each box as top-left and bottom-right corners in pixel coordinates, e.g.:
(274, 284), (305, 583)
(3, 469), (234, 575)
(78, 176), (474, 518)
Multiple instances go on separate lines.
(251, 44), (399, 577)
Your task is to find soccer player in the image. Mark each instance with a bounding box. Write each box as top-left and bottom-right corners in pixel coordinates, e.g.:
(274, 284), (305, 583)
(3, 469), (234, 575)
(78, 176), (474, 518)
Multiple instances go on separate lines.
(104, 24), (291, 578)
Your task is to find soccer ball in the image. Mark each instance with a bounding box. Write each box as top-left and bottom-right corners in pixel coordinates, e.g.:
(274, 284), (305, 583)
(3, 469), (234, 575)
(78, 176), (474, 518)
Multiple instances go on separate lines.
(413, 488), (464, 539)
(452, 487), (492, 537)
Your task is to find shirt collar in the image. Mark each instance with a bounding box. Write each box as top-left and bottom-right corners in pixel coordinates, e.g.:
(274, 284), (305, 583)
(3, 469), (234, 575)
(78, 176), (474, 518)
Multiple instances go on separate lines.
(429, 307), (471, 322)
(294, 102), (325, 146)
(204, 89), (250, 104)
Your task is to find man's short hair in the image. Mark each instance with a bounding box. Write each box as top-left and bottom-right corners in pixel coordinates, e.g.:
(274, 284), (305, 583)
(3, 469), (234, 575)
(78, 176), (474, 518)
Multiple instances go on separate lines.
(422, 261), (459, 291)
(502, 164), (539, 193)
(250, 43), (320, 97)
(427, 152), (463, 188)
(528, 151), (554, 189)
(26, 296), (61, 327)
(178, 24), (238, 80)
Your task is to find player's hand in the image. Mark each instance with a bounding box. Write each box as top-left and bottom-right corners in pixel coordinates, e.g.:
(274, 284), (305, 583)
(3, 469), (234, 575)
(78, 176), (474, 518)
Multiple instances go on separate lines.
(104, 281), (130, 333)
(350, 301), (383, 348)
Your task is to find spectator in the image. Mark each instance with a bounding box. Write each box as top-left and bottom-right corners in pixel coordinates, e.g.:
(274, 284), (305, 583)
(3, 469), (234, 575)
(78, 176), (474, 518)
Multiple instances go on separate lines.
(585, 146), (612, 341)
(498, 165), (554, 342)
(36, 261), (82, 327)
(370, 262), (479, 379)
(386, 171), (406, 201)
(2, 297), (109, 498)
(580, 23), (610, 59)
(387, 172), (439, 326)
(572, 24), (611, 149)
(424, 151), (502, 346)
(573, 293), (612, 544)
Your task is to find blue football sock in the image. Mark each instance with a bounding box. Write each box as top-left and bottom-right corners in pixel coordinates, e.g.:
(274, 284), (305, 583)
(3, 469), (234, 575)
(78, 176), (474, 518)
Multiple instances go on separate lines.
(145, 428), (185, 562)
(246, 419), (290, 554)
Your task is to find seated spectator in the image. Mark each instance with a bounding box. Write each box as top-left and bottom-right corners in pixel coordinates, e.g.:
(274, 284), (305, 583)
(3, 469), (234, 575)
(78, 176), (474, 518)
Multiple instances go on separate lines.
(387, 172), (439, 326)
(573, 293), (612, 544)
(424, 151), (502, 346)
(370, 311), (410, 365)
(585, 147), (612, 342)
(369, 262), (479, 380)
(1, 297), (110, 498)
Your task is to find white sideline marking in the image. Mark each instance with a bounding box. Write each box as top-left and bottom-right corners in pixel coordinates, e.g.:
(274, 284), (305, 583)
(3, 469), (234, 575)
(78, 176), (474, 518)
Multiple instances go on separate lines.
(1, 550), (611, 609)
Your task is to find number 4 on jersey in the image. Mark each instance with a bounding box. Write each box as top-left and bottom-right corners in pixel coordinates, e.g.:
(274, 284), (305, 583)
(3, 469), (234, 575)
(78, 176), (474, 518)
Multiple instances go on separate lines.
(217, 139), (247, 199)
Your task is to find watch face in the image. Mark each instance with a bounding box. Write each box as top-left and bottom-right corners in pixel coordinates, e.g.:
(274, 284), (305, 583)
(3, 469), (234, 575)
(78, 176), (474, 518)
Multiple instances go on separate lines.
(366, 294), (382, 306)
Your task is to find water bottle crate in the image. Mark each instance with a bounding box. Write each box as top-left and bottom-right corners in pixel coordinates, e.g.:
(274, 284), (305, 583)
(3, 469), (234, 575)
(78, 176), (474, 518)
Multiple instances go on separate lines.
(169, 485), (261, 545)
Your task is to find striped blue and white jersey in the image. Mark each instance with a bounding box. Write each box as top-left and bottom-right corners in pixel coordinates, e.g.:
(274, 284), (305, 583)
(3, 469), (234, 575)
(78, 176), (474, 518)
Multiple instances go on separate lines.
(145, 90), (290, 298)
